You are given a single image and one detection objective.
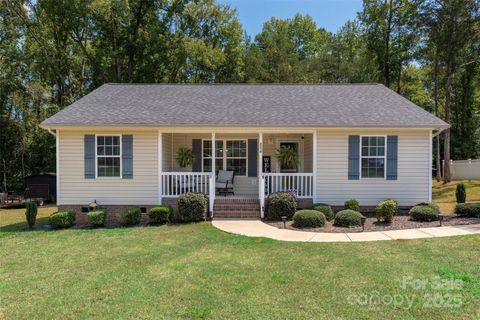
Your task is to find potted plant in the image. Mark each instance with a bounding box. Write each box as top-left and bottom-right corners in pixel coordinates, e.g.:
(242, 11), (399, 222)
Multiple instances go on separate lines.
(275, 146), (299, 172)
(175, 147), (196, 168)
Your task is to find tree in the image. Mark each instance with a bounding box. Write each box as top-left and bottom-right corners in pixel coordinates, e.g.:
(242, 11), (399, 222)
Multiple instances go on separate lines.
(418, 0), (480, 182)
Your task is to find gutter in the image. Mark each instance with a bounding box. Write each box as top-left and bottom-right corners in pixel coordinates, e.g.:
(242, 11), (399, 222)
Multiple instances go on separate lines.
(47, 128), (57, 137)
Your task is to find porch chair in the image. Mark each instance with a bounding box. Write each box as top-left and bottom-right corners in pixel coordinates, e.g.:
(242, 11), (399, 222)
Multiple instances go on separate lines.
(215, 170), (235, 196)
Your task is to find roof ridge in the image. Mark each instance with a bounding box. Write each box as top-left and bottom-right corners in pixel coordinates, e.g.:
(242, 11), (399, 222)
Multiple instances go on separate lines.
(105, 82), (383, 86)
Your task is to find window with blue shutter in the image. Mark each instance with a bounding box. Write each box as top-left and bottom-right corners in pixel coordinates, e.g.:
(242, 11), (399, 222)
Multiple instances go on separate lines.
(122, 135), (133, 179)
(348, 135), (360, 180)
(192, 139), (202, 172)
(248, 139), (258, 177)
(84, 135), (96, 179)
(386, 136), (398, 180)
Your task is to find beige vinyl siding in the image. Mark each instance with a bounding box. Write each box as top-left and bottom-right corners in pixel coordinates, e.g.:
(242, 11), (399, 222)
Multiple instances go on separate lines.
(316, 129), (430, 206)
(59, 129), (158, 205)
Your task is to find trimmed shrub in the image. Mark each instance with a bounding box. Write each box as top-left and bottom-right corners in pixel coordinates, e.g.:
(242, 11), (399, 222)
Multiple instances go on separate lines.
(375, 199), (398, 223)
(49, 210), (76, 228)
(149, 206), (172, 224)
(311, 203), (334, 221)
(178, 192), (207, 222)
(25, 201), (38, 229)
(123, 207), (142, 226)
(293, 210), (326, 228)
(456, 183), (466, 203)
(414, 202), (440, 214)
(344, 199), (360, 212)
(265, 192), (297, 220)
(334, 210), (365, 227)
(88, 209), (107, 227)
(409, 205), (439, 222)
(454, 203), (480, 218)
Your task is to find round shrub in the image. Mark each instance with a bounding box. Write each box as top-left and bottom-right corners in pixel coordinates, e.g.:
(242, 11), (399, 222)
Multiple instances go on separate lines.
(88, 209), (107, 227)
(456, 183), (466, 203)
(311, 203), (334, 221)
(265, 192), (297, 220)
(293, 210), (326, 228)
(414, 202), (440, 214)
(25, 201), (38, 229)
(123, 207), (142, 226)
(178, 192), (207, 222)
(49, 210), (76, 228)
(149, 206), (172, 224)
(409, 205), (439, 222)
(454, 203), (480, 218)
(375, 199), (398, 223)
(344, 199), (360, 212)
(334, 210), (365, 227)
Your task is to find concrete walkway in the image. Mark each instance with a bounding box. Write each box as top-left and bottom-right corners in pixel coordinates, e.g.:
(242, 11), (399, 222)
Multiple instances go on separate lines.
(212, 219), (480, 242)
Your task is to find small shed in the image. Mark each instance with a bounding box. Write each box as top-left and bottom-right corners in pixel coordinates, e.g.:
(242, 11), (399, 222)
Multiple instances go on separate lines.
(23, 172), (56, 201)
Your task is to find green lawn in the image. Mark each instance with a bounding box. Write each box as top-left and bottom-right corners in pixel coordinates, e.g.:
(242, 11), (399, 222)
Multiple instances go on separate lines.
(1, 206), (480, 319)
(433, 180), (480, 213)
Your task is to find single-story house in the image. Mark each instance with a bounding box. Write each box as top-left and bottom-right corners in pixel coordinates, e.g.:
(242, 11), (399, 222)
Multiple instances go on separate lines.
(40, 83), (448, 218)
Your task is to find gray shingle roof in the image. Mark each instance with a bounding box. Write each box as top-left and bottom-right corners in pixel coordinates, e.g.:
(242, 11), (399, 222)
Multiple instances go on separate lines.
(41, 83), (448, 128)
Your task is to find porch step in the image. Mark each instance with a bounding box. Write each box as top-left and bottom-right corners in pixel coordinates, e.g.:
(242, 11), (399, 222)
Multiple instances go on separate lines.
(213, 198), (261, 219)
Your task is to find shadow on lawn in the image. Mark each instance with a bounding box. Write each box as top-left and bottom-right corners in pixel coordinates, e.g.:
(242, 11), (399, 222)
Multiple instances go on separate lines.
(0, 217), (50, 233)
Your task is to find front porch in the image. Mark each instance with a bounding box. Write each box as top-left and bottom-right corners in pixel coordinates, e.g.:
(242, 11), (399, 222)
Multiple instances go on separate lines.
(158, 131), (317, 218)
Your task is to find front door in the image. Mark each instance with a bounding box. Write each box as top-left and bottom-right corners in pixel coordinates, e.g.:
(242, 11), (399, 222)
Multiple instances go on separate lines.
(279, 142), (299, 173)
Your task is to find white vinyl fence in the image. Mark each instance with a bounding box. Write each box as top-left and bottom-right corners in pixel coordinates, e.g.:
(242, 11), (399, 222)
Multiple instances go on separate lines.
(449, 159), (480, 180)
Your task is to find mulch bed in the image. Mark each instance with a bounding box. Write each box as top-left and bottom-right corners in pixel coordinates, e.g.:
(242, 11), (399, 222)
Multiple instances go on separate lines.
(265, 212), (480, 233)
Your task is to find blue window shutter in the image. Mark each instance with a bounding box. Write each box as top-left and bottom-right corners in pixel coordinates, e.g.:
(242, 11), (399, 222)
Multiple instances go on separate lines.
(192, 139), (202, 172)
(386, 136), (398, 180)
(348, 135), (360, 180)
(84, 135), (95, 179)
(122, 135), (133, 179)
(248, 139), (258, 177)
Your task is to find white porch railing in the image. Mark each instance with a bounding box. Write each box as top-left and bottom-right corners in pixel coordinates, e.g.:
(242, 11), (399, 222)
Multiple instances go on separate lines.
(261, 173), (314, 198)
(160, 172), (213, 197)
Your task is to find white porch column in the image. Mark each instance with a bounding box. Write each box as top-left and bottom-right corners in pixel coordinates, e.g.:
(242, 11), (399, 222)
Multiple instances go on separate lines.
(258, 132), (264, 218)
(428, 130), (432, 202)
(56, 129), (60, 206)
(209, 132), (216, 215)
(312, 130), (317, 203)
(158, 131), (163, 204)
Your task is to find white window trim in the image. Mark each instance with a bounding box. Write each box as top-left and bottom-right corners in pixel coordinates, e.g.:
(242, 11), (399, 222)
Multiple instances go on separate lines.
(201, 139), (248, 176)
(359, 135), (387, 180)
(95, 134), (122, 179)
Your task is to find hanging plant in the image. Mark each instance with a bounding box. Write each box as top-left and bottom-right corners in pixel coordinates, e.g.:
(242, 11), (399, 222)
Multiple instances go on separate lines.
(175, 147), (196, 168)
(275, 146), (299, 171)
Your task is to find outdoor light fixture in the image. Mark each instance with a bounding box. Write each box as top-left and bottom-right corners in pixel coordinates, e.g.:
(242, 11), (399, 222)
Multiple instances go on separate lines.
(361, 216), (367, 231)
(281, 216), (287, 229)
(439, 214), (444, 226)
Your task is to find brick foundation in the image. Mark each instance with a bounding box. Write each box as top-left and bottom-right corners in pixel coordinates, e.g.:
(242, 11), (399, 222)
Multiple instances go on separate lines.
(58, 205), (156, 227)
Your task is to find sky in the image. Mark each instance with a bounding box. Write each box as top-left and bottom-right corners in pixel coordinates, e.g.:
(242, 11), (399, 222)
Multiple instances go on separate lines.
(218, 0), (363, 38)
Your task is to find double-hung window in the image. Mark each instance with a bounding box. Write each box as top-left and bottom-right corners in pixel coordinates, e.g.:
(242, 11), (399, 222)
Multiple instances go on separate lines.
(96, 135), (121, 177)
(361, 136), (385, 178)
(202, 139), (247, 176)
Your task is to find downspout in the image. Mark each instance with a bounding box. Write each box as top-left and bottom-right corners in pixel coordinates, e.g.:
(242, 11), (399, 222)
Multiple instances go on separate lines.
(46, 128), (59, 206)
